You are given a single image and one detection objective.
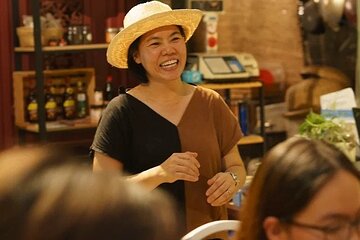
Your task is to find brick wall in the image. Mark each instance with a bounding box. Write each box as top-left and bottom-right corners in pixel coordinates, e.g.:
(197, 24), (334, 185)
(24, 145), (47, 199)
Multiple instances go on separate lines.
(189, 0), (304, 87)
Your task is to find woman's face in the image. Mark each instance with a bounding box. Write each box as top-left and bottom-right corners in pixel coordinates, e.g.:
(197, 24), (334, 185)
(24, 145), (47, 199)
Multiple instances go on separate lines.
(266, 170), (360, 240)
(133, 25), (187, 83)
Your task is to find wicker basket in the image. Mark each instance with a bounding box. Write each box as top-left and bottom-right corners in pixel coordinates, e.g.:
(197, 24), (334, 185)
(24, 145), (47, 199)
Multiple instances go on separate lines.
(43, 27), (64, 44)
(16, 27), (42, 47)
(16, 26), (63, 47)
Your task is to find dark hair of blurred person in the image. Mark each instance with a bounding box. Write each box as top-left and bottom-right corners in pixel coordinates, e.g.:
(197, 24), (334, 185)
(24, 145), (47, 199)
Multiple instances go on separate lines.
(0, 145), (181, 240)
(237, 137), (360, 240)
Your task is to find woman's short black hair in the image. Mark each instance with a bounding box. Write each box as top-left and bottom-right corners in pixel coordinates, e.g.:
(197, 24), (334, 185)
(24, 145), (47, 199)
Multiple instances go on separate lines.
(127, 26), (186, 84)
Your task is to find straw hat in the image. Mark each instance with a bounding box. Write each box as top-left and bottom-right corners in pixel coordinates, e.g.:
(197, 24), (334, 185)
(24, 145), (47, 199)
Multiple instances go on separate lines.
(106, 1), (203, 69)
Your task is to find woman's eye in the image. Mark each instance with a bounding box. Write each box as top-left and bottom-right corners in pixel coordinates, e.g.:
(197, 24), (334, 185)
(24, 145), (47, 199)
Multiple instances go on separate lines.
(149, 42), (160, 47)
(323, 224), (345, 234)
(171, 36), (181, 42)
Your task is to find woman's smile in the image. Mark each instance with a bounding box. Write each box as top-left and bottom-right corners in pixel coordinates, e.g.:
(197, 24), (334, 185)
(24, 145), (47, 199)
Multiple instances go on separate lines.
(160, 59), (179, 69)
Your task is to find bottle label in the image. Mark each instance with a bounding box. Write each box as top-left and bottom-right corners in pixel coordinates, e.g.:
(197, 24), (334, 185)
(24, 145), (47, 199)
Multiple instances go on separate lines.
(63, 99), (76, 119)
(94, 91), (103, 106)
(77, 105), (87, 118)
(45, 100), (58, 121)
(63, 99), (75, 107)
(77, 93), (86, 101)
(86, 33), (92, 42)
(46, 108), (57, 121)
(28, 110), (38, 122)
(27, 102), (38, 111)
(45, 101), (57, 109)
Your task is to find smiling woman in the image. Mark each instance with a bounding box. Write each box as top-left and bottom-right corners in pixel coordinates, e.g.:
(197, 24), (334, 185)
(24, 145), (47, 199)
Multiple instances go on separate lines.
(90, 1), (247, 238)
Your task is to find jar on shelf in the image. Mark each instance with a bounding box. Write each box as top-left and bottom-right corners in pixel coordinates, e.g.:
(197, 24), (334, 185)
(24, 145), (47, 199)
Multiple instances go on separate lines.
(67, 26), (83, 45)
(105, 27), (119, 43)
(45, 86), (58, 121)
(63, 84), (76, 119)
(82, 25), (92, 44)
(90, 105), (103, 123)
(26, 89), (38, 123)
(76, 81), (88, 118)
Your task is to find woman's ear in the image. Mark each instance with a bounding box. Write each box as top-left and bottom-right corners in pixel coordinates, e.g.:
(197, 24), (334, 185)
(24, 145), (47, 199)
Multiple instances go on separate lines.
(263, 217), (288, 240)
(133, 51), (141, 64)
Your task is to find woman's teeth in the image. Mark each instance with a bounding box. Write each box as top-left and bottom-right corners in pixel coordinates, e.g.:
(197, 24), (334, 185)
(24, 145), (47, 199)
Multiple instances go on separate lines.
(160, 59), (178, 68)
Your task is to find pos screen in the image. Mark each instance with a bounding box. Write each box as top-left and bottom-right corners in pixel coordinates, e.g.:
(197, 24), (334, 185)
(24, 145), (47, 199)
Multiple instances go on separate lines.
(203, 56), (245, 74)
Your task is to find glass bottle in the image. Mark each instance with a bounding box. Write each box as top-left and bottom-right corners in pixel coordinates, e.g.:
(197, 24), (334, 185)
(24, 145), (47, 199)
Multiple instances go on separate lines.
(45, 85), (58, 121)
(63, 84), (76, 119)
(103, 75), (115, 107)
(82, 25), (92, 44)
(68, 26), (83, 45)
(76, 81), (88, 118)
(105, 27), (119, 43)
(67, 26), (74, 45)
(26, 88), (38, 123)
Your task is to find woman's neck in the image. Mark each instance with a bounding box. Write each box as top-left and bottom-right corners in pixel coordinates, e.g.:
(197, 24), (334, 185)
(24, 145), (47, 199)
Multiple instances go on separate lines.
(138, 80), (191, 100)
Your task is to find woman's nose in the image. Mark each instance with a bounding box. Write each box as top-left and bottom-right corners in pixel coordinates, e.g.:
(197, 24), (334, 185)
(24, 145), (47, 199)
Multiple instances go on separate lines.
(161, 44), (175, 55)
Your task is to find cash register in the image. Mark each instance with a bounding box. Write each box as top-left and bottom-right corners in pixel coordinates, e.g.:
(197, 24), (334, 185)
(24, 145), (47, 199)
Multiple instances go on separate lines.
(186, 52), (259, 82)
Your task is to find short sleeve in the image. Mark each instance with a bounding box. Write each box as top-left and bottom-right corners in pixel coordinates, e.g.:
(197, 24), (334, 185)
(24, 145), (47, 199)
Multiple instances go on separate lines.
(90, 96), (130, 163)
(212, 93), (243, 156)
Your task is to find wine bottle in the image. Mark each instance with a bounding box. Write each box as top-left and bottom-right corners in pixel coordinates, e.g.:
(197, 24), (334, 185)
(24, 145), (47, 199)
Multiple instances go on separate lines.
(76, 81), (88, 118)
(45, 85), (58, 121)
(26, 89), (38, 123)
(63, 84), (76, 119)
(103, 75), (115, 107)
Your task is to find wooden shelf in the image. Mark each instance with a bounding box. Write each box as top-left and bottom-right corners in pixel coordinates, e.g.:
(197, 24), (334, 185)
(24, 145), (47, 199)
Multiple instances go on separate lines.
(13, 68), (96, 129)
(199, 81), (262, 90)
(238, 135), (264, 145)
(13, 68), (96, 76)
(16, 119), (98, 133)
(14, 43), (108, 52)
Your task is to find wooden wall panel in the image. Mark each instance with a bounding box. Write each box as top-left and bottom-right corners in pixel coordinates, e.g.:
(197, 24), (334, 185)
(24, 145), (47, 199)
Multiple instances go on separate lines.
(0, 0), (16, 149)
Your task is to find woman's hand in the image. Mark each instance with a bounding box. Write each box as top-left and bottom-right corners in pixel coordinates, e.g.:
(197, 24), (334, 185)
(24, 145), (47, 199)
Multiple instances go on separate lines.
(160, 151), (200, 183)
(206, 172), (236, 206)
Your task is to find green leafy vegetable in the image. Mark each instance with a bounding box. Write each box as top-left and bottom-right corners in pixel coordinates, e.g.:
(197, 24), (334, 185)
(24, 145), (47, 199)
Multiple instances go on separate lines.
(299, 111), (352, 144)
(298, 111), (356, 161)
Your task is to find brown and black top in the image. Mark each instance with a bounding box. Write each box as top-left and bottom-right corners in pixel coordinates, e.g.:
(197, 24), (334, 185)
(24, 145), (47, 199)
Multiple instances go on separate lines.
(91, 85), (242, 232)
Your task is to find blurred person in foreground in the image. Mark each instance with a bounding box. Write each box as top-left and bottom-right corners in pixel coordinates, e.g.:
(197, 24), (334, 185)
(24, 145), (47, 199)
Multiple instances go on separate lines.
(0, 145), (180, 240)
(91, 1), (246, 235)
(237, 137), (360, 240)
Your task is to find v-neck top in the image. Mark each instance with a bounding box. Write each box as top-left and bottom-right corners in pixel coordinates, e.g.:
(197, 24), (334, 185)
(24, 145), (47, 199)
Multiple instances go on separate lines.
(91, 85), (242, 232)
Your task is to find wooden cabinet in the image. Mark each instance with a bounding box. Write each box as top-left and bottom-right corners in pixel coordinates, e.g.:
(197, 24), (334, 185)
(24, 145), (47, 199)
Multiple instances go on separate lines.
(12, 0), (109, 144)
(13, 68), (96, 132)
